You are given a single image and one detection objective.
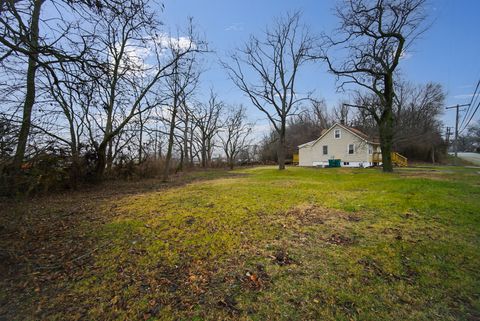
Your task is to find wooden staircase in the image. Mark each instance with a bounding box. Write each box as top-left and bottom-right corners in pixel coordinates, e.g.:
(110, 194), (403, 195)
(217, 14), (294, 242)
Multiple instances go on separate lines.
(372, 152), (408, 167)
(391, 152), (408, 167)
(292, 153), (299, 165)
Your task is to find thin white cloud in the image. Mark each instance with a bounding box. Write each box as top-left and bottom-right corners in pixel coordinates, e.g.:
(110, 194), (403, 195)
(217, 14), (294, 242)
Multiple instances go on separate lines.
(123, 44), (152, 69)
(155, 33), (195, 51)
(225, 23), (244, 32)
(109, 41), (152, 76)
(400, 51), (412, 60)
(112, 33), (195, 76)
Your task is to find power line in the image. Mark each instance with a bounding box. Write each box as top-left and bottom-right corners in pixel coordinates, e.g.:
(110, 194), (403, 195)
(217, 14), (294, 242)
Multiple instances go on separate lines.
(462, 80), (480, 132)
(460, 79), (480, 128)
(460, 99), (480, 134)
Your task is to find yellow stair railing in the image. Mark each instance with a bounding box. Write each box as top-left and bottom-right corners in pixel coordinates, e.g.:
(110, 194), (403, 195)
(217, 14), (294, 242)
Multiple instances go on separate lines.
(292, 153), (299, 165)
(371, 152), (408, 167)
(391, 152), (408, 167)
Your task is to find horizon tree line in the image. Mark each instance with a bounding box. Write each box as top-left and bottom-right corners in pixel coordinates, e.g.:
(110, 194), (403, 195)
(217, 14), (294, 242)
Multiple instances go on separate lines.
(0, 0), (462, 195)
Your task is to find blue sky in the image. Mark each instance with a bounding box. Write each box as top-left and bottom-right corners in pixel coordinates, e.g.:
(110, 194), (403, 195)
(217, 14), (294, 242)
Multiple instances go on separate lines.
(160, 0), (480, 133)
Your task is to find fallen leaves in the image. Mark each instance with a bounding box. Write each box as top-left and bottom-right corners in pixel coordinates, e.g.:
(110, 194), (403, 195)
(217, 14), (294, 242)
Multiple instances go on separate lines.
(325, 233), (356, 246)
(243, 264), (269, 290)
(270, 249), (294, 266)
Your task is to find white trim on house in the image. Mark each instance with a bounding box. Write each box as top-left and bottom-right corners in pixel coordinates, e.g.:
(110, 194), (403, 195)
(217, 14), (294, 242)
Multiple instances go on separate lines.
(348, 143), (355, 155)
(304, 122), (379, 148)
(298, 140), (315, 148)
(334, 128), (341, 139)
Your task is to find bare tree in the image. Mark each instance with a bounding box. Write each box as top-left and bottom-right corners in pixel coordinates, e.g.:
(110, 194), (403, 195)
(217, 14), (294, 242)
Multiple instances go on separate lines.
(178, 101), (191, 170)
(333, 100), (352, 124)
(222, 11), (317, 170)
(286, 99), (332, 155)
(41, 62), (92, 185)
(192, 91), (223, 168)
(322, 0), (428, 172)
(83, 3), (204, 180)
(0, 0), (99, 175)
(259, 99), (332, 163)
(350, 81), (445, 161)
(458, 121), (480, 152)
(0, 0), (45, 173)
(161, 35), (201, 180)
(220, 105), (252, 170)
(394, 82), (444, 144)
(309, 98), (332, 130)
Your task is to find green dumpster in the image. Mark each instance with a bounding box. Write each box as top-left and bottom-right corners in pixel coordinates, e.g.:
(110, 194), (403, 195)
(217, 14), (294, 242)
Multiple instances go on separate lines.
(328, 159), (341, 167)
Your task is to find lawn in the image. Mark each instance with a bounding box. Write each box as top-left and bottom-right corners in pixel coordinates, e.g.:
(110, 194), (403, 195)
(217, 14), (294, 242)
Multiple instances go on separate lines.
(1, 166), (479, 320)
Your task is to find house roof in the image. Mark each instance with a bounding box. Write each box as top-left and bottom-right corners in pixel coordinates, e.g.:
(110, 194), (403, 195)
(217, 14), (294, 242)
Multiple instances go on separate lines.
(298, 123), (380, 148)
(298, 140), (316, 148)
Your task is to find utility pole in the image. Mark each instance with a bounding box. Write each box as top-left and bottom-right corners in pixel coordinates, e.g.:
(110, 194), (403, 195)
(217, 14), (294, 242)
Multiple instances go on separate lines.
(446, 104), (469, 165)
(446, 127), (452, 145)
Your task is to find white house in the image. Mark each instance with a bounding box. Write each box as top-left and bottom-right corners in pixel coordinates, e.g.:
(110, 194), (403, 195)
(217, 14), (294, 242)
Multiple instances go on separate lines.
(298, 123), (381, 167)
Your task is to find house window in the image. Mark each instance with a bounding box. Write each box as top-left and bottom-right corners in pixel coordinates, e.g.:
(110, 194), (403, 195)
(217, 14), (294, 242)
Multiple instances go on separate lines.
(334, 129), (341, 139)
(348, 144), (355, 154)
(323, 145), (328, 155)
(368, 146), (373, 154)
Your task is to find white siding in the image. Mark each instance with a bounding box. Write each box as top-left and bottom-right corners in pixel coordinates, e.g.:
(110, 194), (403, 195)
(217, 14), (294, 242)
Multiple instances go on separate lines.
(298, 124), (379, 167)
(298, 145), (313, 166)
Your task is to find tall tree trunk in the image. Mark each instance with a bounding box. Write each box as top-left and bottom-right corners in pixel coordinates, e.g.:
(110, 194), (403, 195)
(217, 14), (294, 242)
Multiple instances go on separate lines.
(106, 140), (113, 171)
(201, 134), (207, 168)
(183, 112), (189, 169)
(162, 105), (177, 181)
(95, 144), (107, 180)
(70, 149), (81, 189)
(154, 128), (158, 160)
(379, 124), (393, 172)
(277, 120), (286, 170)
(380, 76), (395, 173)
(206, 138), (212, 167)
(178, 145), (184, 172)
(12, 0), (43, 172)
(68, 127), (80, 188)
(138, 113), (144, 163)
(189, 124), (194, 166)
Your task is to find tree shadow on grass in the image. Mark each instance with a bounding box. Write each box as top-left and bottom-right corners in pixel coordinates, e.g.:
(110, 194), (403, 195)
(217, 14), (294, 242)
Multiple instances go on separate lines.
(0, 169), (245, 320)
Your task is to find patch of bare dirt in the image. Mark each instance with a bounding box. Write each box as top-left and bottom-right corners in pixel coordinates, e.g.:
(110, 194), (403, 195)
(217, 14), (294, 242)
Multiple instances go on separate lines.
(396, 170), (449, 181)
(325, 233), (356, 245)
(381, 227), (404, 240)
(270, 249), (295, 266)
(358, 256), (417, 284)
(286, 204), (361, 225)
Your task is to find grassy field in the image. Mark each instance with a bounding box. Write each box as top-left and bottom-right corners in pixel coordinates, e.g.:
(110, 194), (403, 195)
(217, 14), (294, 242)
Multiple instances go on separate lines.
(1, 166), (479, 320)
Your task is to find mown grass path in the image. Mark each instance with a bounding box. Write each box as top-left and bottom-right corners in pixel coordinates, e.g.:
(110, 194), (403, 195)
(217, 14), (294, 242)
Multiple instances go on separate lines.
(1, 166), (479, 320)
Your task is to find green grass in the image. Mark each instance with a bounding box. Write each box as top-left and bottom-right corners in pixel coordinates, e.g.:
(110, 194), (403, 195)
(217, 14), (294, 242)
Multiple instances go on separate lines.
(2, 166), (480, 320)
